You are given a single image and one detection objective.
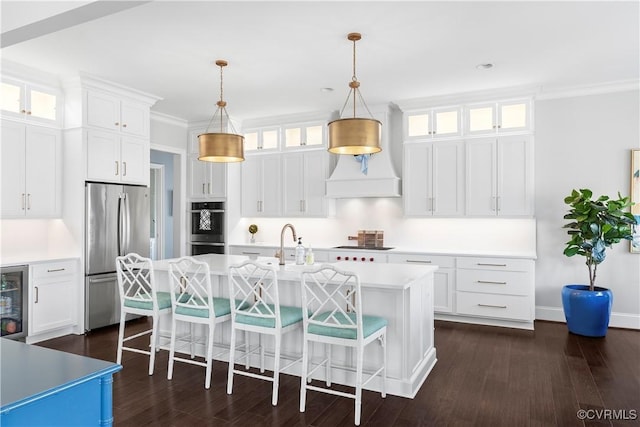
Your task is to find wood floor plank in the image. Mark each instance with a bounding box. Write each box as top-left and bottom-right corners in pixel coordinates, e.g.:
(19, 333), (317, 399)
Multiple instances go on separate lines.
(33, 318), (640, 427)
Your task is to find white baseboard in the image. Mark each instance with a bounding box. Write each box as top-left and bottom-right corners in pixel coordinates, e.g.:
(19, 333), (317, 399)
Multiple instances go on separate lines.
(536, 306), (640, 330)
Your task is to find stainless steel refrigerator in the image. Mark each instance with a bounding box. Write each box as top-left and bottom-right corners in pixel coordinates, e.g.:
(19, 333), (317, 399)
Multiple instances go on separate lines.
(85, 182), (149, 331)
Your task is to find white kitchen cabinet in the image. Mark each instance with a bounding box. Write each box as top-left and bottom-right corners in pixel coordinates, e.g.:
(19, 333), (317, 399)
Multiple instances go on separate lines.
(86, 130), (149, 185)
(404, 141), (464, 216)
(404, 107), (461, 140)
(282, 150), (328, 216)
(1, 121), (61, 218)
(29, 259), (78, 338)
(455, 256), (534, 324)
(241, 155), (282, 216)
(465, 99), (531, 135)
(188, 154), (227, 199)
(388, 254), (455, 313)
(1, 77), (61, 125)
(465, 135), (533, 216)
(87, 90), (149, 137)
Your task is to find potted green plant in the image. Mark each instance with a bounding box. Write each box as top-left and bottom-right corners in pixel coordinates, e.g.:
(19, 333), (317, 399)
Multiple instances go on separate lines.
(562, 188), (637, 337)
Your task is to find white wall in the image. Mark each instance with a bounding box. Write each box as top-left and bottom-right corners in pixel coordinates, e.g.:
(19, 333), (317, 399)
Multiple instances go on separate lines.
(534, 89), (640, 328)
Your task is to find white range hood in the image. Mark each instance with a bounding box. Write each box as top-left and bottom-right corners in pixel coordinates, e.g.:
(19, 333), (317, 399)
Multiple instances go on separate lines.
(325, 104), (401, 198)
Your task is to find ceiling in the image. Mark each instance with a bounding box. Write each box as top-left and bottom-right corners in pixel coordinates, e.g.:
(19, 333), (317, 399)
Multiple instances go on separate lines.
(1, 1), (639, 124)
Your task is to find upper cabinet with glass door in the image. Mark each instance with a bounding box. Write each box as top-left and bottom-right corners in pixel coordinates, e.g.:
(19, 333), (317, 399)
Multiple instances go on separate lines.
(1, 78), (61, 125)
(465, 99), (531, 135)
(405, 107), (461, 140)
(283, 122), (325, 149)
(243, 127), (280, 152)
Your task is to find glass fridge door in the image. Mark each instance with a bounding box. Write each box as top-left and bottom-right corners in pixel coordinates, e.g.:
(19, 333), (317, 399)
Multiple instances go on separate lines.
(1, 265), (28, 340)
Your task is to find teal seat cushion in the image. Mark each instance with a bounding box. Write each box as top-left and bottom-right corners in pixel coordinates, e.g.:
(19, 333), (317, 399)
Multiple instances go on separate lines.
(124, 291), (172, 310)
(308, 312), (387, 339)
(235, 304), (304, 328)
(175, 297), (231, 318)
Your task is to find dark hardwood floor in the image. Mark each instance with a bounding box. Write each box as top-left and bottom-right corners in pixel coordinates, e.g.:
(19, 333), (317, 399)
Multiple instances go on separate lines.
(36, 319), (640, 426)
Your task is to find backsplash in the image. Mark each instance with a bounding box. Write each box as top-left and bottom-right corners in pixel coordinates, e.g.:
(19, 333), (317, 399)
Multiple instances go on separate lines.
(0, 219), (79, 264)
(229, 198), (536, 254)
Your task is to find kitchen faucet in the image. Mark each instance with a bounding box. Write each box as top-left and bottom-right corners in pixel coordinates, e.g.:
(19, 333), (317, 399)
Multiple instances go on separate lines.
(277, 223), (297, 265)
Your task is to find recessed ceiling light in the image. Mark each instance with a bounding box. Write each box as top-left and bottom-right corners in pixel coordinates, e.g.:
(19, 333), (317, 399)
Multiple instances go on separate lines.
(476, 63), (494, 70)
(321, 87), (334, 92)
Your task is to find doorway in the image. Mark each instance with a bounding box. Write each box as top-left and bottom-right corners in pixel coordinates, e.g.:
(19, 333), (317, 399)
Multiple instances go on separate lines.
(150, 164), (164, 260)
(150, 149), (177, 260)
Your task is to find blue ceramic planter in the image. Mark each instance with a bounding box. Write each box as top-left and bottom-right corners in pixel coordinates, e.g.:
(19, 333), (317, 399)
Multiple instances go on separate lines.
(561, 284), (612, 337)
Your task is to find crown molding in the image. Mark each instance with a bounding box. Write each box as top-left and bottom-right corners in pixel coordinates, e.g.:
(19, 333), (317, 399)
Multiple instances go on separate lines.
(536, 79), (640, 100)
(151, 111), (188, 128)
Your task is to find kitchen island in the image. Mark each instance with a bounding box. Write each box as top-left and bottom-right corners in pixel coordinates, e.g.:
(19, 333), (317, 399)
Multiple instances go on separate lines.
(0, 338), (121, 426)
(153, 254), (438, 398)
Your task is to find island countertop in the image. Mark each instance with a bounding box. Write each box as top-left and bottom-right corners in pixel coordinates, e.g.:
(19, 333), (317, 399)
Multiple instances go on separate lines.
(153, 254), (438, 290)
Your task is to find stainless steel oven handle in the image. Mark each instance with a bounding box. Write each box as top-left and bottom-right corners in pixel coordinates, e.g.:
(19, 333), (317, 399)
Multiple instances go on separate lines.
(190, 242), (225, 246)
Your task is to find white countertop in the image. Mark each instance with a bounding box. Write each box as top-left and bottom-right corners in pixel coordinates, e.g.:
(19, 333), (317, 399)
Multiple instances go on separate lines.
(229, 243), (537, 259)
(1, 254), (80, 267)
(153, 254), (437, 290)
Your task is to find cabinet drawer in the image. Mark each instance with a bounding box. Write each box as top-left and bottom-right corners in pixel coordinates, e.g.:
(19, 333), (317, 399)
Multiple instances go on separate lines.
(456, 269), (531, 296)
(457, 256), (533, 272)
(31, 260), (78, 280)
(388, 254), (455, 268)
(456, 291), (532, 321)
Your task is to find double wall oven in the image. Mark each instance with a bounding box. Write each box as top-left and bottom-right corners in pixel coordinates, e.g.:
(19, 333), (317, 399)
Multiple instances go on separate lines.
(190, 201), (225, 255)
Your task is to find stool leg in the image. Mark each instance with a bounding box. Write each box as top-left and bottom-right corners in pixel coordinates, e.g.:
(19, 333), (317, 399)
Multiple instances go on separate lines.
(355, 345), (364, 426)
(116, 311), (126, 365)
(227, 326), (236, 395)
(326, 343), (332, 386)
(272, 333), (281, 406)
(149, 315), (159, 375)
(299, 335), (309, 412)
(260, 334), (265, 373)
(244, 331), (250, 370)
(381, 332), (387, 398)
(167, 316), (177, 380)
(190, 323), (196, 359)
(205, 322), (214, 389)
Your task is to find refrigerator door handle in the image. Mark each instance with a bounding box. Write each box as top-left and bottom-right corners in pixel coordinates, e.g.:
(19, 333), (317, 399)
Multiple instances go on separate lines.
(125, 193), (131, 254)
(117, 193), (124, 256)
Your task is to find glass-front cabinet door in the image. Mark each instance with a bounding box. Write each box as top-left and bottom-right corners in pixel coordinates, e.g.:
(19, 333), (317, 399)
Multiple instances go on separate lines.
(243, 127), (280, 151)
(283, 122), (325, 148)
(0, 78), (60, 124)
(405, 107), (461, 139)
(465, 99), (530, 135)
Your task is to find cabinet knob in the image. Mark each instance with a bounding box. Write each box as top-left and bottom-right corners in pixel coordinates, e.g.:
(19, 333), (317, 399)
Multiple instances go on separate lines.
(115, 122), (119, 126)
(122, 123), (127, 128)
(369, 257), (374, 262)
(21, 109), (26, 114)
(26, 111), (32, 115)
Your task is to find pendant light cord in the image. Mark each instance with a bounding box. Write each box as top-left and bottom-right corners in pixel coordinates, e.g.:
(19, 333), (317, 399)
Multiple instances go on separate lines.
(337, 33), (376, 120)
(352, 36), (357, 118)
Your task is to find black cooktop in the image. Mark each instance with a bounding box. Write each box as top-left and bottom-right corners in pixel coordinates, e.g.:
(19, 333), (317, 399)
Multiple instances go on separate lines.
(332, 246), (395, 251)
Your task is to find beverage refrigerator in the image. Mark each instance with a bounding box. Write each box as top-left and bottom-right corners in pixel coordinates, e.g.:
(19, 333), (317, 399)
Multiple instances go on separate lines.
(0, 265), (28, 340)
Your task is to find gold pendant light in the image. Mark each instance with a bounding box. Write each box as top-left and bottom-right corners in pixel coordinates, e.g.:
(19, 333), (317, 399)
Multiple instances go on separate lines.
(198, 60), (244, 162)
(328, 32), (382, 155)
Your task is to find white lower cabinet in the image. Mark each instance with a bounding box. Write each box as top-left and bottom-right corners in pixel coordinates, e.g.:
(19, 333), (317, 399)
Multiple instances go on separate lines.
(228, 246), (534, 329)
(388, 254), (455, 313)
(29, 259), (78, 341)
(455, 256), (534, 326)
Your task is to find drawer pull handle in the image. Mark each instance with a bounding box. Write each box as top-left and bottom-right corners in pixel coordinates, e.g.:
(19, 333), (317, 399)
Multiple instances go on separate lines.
(47, 268), (66, 273)
(477, 280), (507, 285)
(478, 303), (507, 309)
(241, 251), (260, 255)
(476, 263), (507, 267)
(406, 259), (432, 264)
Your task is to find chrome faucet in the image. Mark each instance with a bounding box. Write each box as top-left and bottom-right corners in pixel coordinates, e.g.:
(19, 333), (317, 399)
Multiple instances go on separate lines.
(277, 223), (297, 265)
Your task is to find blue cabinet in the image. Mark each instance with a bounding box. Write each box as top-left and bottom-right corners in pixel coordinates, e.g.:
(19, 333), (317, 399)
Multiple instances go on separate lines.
(0, 338), (121, 426)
